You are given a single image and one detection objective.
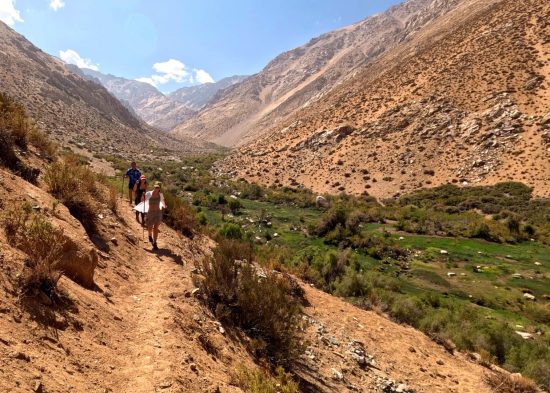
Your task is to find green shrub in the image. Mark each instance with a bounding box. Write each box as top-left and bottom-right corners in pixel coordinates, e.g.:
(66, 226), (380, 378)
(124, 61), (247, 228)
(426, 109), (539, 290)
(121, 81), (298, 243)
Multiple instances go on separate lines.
(228, 198), (242, 214)
(219, 222), (244, 239)
(390, 296), (426, 327)
(197, 211), (208, 225)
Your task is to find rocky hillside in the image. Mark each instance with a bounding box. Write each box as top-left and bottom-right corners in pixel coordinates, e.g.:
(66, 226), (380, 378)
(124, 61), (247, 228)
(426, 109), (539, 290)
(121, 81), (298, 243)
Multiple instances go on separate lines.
(216, 0), (550, 199)
(0, 21), (209, 155)
(171, 0), (465, 146)
(74, 67), (247, 131)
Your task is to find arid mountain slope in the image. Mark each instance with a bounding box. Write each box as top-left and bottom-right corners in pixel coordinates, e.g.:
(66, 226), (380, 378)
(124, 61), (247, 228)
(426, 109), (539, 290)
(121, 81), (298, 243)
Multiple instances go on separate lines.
(171, 0), (464, 146)
(0, 22), (209, 154)
(217, 0), (550, 199)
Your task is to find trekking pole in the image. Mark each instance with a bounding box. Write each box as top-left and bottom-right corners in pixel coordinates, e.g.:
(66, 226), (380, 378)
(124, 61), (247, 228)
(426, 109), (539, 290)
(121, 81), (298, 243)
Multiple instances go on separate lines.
(121, 176), (124, 199)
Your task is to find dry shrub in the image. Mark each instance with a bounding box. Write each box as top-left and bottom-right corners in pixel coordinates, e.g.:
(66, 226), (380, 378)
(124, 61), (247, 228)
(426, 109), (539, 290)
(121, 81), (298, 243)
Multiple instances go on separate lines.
(0, 92), (56, 165)
(44, 156), (98, 233)
(2, 203), (65, 297)
(195, 239), (303, 364)
(28, 127), (57, 159)
(234, 366), (299, 393)
(163, 191), (198, 238)
(484, 372), (540, 393)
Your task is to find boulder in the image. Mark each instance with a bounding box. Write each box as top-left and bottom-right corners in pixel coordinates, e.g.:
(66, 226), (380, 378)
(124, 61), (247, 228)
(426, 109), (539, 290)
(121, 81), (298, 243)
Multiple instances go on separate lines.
(56, 232), (98, 288)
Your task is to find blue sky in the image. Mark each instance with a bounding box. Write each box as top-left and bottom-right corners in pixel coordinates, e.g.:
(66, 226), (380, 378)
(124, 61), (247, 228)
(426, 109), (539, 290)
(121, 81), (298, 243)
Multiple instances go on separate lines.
(2, 0), (401, 92)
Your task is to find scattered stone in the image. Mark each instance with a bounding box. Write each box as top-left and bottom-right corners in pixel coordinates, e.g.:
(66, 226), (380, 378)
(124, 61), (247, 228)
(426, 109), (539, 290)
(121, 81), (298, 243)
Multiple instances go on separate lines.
(331, 368), (344, 381)
(447, 272), (456, 277)
(408, 346), (416, 353)
(191, 288), (200, 297)
(534, 262), (542, 266)
(33, 381), (43, 393)
(10, 351), (30, 362)
(440, 250), (448, 255)
(158, 381), (172, 389)
(523, 293), (536, 301)
(103, 290), (113, 298)
(515, 331), (534, 340)
(190, 363), (198, 372)
(436, 359), (445, 365)
(110, 237), (118, 246)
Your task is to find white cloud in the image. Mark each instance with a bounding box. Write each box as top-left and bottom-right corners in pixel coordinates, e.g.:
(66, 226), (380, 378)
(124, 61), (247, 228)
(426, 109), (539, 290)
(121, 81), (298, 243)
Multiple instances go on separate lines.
(0, 0), (23, 26)
(59, 49), (99, 71)
(49, 0), (65, 11)
(137, 59), (214, 87)
(194, 68), (214, 84)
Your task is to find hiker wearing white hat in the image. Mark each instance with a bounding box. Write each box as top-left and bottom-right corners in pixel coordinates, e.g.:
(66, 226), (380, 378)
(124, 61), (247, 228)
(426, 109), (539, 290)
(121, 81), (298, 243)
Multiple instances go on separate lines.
(143, 182), (167, 250)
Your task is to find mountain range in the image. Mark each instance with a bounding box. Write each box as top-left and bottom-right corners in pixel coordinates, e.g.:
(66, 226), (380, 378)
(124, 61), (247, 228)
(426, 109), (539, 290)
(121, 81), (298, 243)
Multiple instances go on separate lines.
(71, 66), (247, 131)
(0, 21), (215, 157)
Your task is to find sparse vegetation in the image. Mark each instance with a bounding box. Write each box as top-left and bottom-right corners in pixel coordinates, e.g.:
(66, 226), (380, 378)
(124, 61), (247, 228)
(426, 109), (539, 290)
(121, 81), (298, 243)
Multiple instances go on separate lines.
(484, 372), (540, 393)
(44, 154), (98, 233)
(2, 203), (65, 298)
(234, 366), (299, 393)
(0, 92), (56, 183)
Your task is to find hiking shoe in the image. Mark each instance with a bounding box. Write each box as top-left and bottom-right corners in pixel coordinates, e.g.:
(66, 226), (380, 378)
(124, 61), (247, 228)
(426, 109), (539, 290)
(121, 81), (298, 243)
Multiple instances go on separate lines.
(152, 242), (159, 250)
(148, 235), (153, 243)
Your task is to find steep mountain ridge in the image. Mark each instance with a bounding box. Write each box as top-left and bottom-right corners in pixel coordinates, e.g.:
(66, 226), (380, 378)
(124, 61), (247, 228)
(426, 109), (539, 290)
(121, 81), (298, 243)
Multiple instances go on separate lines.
(170, 0), (463, 146)
(216, 0), (550, 199)
(0, 21), (210, 155)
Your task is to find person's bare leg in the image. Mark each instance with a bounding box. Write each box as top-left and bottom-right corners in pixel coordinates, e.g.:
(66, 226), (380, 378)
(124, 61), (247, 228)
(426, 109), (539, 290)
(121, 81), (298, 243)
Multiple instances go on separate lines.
(128, 189), (133, 204)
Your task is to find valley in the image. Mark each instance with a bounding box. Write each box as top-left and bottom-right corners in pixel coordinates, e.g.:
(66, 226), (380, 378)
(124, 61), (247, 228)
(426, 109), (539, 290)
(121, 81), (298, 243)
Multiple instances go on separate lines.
(1, 0), (549, 392)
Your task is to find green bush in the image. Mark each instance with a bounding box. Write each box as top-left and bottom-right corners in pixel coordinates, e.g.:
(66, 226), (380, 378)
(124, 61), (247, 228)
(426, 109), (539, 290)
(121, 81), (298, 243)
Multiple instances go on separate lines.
(219, 222), (244, 239)
(228, 198), (242, 214)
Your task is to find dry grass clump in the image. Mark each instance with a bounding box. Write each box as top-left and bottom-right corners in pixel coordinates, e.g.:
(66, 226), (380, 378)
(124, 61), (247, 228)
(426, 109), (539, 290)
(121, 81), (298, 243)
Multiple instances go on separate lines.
(163, 191), (199, 238)
(233, 366), (299, 393)
(484, 372), (540, 393)
(195, 238), (303, 364)
(0, 92), (56, 160)
(2, 203), (65, 298)
(44, 155), (98, 233)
